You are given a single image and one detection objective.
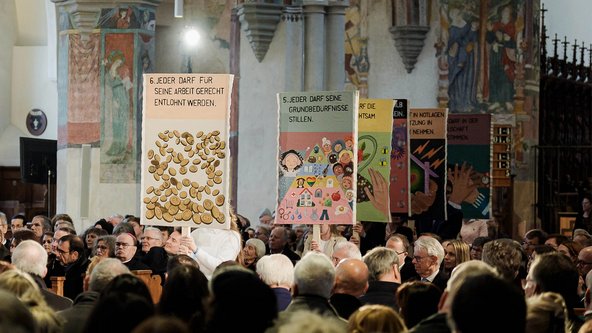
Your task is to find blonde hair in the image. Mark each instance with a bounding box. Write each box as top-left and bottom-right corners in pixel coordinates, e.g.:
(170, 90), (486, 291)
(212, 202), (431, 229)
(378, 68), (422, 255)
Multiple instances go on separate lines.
(526, 292), (572, 333)
(447, 240), (471, 267)
(0, 269), (63, 333)
(348, 304), (408, 333)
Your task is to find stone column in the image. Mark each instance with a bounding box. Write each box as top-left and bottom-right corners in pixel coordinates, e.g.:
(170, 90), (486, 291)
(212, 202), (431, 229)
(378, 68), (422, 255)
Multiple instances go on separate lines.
(325, 0), (349, 91)
(52, 0), (161, 230)
(303, 0), (328, 91)
(283, 6), (304, 92)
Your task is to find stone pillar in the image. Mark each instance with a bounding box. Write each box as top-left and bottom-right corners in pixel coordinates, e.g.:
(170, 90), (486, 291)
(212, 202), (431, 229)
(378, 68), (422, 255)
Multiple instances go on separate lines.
(325, 0), (348, 91)
(303, 0), (328, 91)
(52, 0), (161, 230)
(283, 6), (304, 92)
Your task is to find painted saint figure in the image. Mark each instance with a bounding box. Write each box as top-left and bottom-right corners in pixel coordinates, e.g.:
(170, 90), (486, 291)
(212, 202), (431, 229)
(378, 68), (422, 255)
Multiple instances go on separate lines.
(486, 5), (516, 112)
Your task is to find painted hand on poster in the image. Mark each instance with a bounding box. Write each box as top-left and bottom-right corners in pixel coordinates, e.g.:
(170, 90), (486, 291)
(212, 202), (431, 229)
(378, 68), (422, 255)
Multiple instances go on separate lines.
(363, 168), (390, 219)
(410, 180), (438, 215)
(447, 162), (479, 206)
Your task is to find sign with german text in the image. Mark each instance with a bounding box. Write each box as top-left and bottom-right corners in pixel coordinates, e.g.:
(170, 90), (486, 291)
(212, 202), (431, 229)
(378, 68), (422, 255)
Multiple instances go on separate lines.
(390, 99), (409, 215)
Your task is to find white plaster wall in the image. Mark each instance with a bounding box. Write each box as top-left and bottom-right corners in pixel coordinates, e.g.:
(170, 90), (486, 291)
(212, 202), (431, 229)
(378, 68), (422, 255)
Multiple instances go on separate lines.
(543, 0), (592, 55)
(236, 19), (286, 223)
(0, 1), (16, 133)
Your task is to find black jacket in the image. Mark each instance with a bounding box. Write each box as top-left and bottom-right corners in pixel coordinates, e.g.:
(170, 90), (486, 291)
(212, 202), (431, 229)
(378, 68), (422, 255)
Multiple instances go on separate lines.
(359, 280), (400, 309)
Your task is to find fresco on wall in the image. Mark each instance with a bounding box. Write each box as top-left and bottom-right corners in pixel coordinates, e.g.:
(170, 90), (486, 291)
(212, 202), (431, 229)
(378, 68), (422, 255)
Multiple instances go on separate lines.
(345, 0), (369, 97)
(100, 33), (137, 182)
(438, 0), (524, 114)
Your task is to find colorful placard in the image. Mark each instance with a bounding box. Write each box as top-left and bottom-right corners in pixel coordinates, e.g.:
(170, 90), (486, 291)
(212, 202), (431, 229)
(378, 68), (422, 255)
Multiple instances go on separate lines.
(390, 99), (408, 214)
(447, 114), (492, 219)
(141, 74), (233, 229)
(276, 91), (359, 225)
(356, 99), (394, 222)
(408, 108), (448, 221)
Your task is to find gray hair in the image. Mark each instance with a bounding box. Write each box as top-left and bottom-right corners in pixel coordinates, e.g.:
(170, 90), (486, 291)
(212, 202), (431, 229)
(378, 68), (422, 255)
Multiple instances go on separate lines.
(257, 254), (294, 287)
(443, 260), (498, 309)
(12, 240), (48, 277)
(89, 258), (131, 292)
(143, 227), (163, 240)
(333, 241), (362, 260)
(294, 252), (335, 298)
(481, 239), (522, 281)
(363, 247), (398, 281)
(415, 236), (445, 264)
(0, 212), (6, 225)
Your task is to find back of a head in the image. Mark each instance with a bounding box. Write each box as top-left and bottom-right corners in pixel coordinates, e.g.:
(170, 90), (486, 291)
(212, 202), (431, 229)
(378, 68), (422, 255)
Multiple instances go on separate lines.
(526, 292), (571, 333)
(208, 269), (277, 333)
(334, 259), (368, 296)
(166, 254), (200, 275)
(451, 274), (526, 333)
(85, 290), (154, 333)
(333, 241), (362, 260)
(294, 252), (335, 298)
(101, 274), (152, 304)
(443, 260), (498, 310)
(12, 240), (48, 277)
(525, 229), (548, 243)
(396, 281), (442, 328)
(481, 239), (522, 281)
(131, 316), (190, 333)
(0, 288), (37, 333)
(362, 247), (398, 281)
(272, 310), (345, 333)
(530, 252), (580, 309)
(89, 258), (131, 292)
(159, 265), (209, 322)
(348, 304), (407, 333)
(256, 254), (294, 287)
(12, 229), (38, 244)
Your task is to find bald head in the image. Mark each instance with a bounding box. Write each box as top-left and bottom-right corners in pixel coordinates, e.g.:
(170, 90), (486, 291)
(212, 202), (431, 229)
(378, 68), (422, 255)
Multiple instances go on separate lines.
(578, 247), (592, 277)
(334, 258), (369, 297)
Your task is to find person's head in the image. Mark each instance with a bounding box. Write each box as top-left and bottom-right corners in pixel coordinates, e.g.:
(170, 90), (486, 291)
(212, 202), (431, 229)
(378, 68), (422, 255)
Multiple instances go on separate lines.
(107, 214), (124, 226)
(115, 233), (137, 262)
(348, 304), (407, 333)
(523, 229), (548, 255)
(293, 252), (335, 299)
(12, 240), (48, 278)
(528, 252), (580, 309)
(159, 265), (209, 327)
(94, 218), (114, 234)
(482, 239), (522, 281)
(0, 212), (7, 240)
(363, 246), (400, 282)
(94, 235), (116, 258)
(131, 316), (190, 333)
(141, 227), (163, 253)
(334, 258), (368, 297)
(54, 221), (76, 233)
(256, 254), (294, 289)
(30, 215), (51, 239)
(243, 238), (266, 263)
(89, 258), (131, 292)
(84, 227), (108, 250)
(450, 274), (526, 333)
(396, 281), (442, 328)
(112, 221), (135, 236)
(573, 229), (592, 247)
(57, 234), (84, 266)
(443, 240), (471, 271)
(208, 269), (277, 333)
(269, 226), (288, 252)
(164, 229), (182, 255)
(386, 234), (410, 268)
(545, 234), (569, 250)
(440, 260), (499, 311)
(270, 310), (344, 333)
(412, 236), (444, 278)
(583, 195), (592, 213)
(10, 214), (26, 233)
(0, 288), (37, 333)
(578, 246), (592, 278)
(525, 292), (570, 333)
(156, 226), (173, 243)
(126, 216), (143, 239)
(10, 229), (38, 253)
(166, 254), (200, 277)
(51, 226), (76, 255)
(469, 236), (492, 260)
(331, 240), (362, 266)
(41, 232), (53, 254)
(280, 150), (303, 172)
(557, 241), (582, 263)
(255, 225), (271, 243)
(259, 208), (273, 226)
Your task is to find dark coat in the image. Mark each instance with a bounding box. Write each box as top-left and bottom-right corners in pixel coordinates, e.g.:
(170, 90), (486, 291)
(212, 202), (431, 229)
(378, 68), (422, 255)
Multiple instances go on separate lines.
(57, 291), (100, 333)
(409, 312), (451, 333)
(400, 256), (420, 282)
(30, 274), (73, 311)
(330, 293), (362, 320)
(359, 280), (400, 309)
(285, 294), (340, 317)
(63, 257), (89, 300)
(141, 247), (168, 274)
(123, 256), (150, 271)
(273, 287), (292, 312)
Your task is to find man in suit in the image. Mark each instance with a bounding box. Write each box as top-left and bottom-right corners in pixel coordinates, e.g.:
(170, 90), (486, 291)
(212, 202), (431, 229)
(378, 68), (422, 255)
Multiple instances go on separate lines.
(56, 234), (89, 300)
(413, 236), (447, 291)
(359, 247), (401, 309)
(269, 226), (300, 264)
(115, 233), (149, 271)
(330, 258), (367, 319)
(386, 233), (419, 282)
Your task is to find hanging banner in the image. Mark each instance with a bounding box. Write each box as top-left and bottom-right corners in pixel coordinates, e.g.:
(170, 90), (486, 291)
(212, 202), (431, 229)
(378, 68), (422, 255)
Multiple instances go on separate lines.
(408, 108), (448, 221)
(141, 74), (233, 229)
(276, 91), (359, 225)
(356, 99), (394, 222)
(447, 114), (492, 219)
(390, 99), (409, 214)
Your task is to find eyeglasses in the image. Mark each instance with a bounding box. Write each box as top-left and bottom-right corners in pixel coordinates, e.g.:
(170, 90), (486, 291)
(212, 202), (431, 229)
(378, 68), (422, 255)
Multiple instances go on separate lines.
(395, 250), (407, 256)
(115, 242), (134, 248)
(56, 248), (70, 255)
(43, 239), (53, 244)
(413, 256), (428, 262)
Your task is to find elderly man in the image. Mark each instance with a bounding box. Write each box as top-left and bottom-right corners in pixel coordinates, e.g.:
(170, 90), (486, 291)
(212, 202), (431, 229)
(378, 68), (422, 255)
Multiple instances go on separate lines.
(140, 226), (168, 275)
(56, 234), (89, 299)
(58, 258), (131, 333)
(578, 246), (592, 279)
(141, 226), (163, 253)
(386, 233), (419, 282)
(269, 226), (300, 264)
(115, 233), (149, 270)
(412, 236), (447, 291)
(331, 241), (362, 267)
(285, 252), (339, 317)
(12, 240), (72, 311)
(331, 258), (368, 319)
(257, 253), (294, 311)
(30, 215), (52, 240)
(360, 247), (401, 309)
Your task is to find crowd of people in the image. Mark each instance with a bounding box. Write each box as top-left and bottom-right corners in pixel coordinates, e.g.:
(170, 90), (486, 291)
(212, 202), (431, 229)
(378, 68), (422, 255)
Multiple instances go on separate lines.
(2, 201), (592, 333)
